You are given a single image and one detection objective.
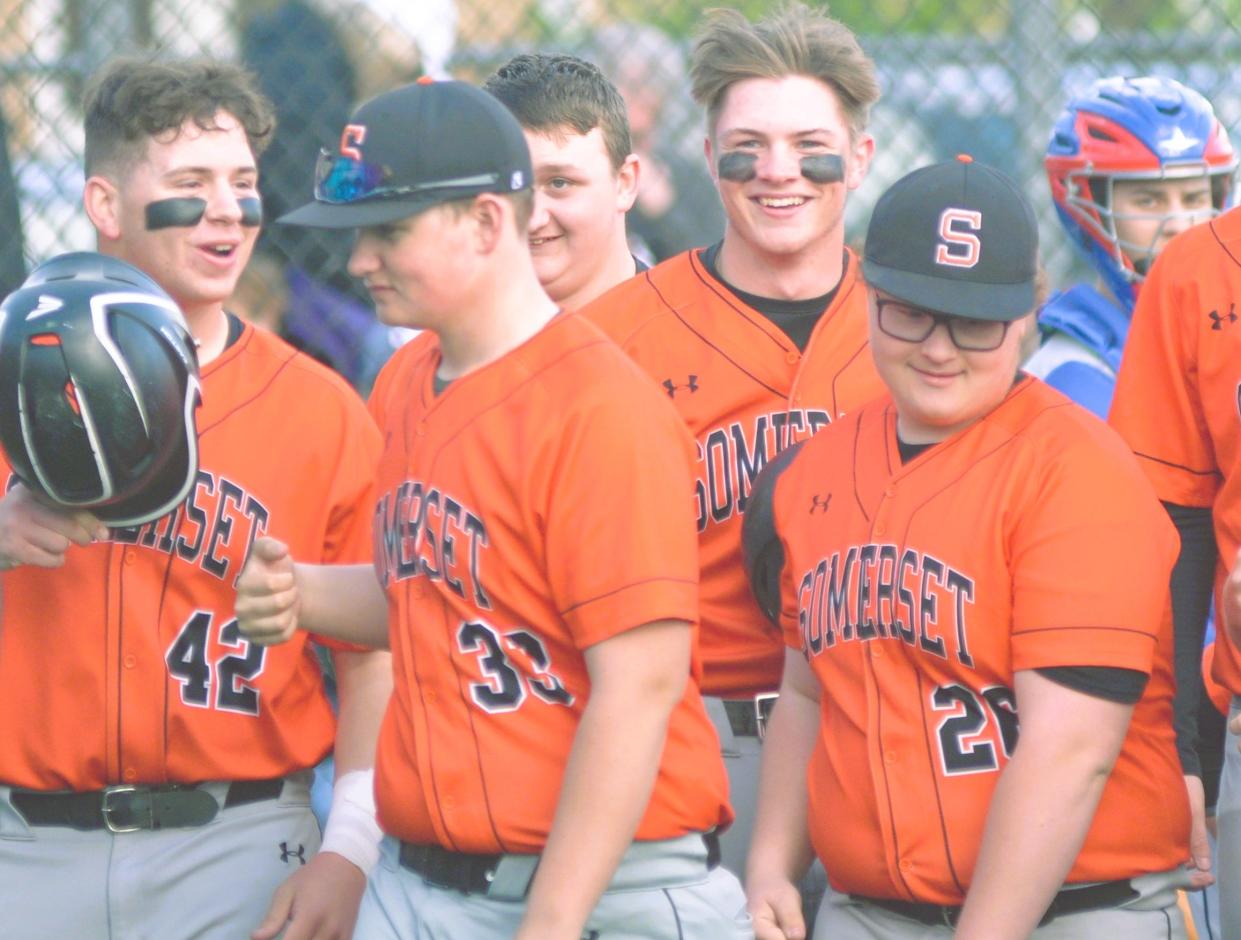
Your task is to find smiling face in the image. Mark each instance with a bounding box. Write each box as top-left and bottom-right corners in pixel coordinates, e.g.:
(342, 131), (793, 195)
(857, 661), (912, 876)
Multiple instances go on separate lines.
(707, 75), (871, 265)
(88, 111), (259, 325)
(524, 126), (638, 310)
(868, 290), (1032, 444)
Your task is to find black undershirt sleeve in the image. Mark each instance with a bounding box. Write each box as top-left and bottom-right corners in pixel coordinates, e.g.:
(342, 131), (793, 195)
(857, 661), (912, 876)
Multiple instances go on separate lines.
(1164, 501), (1219, 778)
(1035, 666), (1148, 704)
(741, 441), (807, 630)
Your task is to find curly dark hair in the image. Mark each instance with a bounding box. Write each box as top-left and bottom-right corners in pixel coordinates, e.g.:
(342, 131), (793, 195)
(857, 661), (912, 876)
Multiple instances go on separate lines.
(484, 53), (631, 171)
(83, 57), (276, 176)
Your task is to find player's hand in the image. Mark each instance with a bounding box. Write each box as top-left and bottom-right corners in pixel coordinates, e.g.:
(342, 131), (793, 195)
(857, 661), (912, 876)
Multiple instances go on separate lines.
(0, 483), (107, 570)
(1231, 711), (1241, 750)
(250, 851), (366, 940)
(1183, 774), (1215, 890)
(746, 876), (806, 940)
(235, 537), (301, 645)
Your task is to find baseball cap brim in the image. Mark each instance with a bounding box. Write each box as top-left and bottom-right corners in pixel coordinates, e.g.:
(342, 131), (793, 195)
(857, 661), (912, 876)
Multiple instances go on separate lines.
(278, 188), (482, 229)
(863, 259), (1036, 322)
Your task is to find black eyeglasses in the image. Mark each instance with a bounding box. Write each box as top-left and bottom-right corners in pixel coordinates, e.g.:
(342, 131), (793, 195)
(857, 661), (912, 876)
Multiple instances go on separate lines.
(313, 150), (499, 205)
(875, 298), (1010, 352)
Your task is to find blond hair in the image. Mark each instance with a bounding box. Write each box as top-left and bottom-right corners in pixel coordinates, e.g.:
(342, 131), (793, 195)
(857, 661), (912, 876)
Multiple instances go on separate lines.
(690, 3), (879, 139)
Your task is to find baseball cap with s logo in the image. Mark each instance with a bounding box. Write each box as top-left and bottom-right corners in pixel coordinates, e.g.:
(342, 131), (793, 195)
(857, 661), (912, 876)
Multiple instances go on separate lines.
(281, 78), (533, 229)
(863, 154), (1039, 321)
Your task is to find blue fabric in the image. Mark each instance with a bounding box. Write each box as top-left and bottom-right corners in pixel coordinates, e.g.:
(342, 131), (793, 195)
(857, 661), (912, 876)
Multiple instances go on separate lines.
(1035, 282), (1132, 417)
(1041, 360), (1116, 420)
(1039, 282), (1130, 372)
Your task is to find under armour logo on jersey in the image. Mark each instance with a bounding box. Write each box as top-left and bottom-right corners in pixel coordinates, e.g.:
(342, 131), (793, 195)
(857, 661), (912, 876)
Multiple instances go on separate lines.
(935, 208), (983, 269)
(1209, 304), (1238, 330)
(279, 842), (307, 865)
(809, 493), (832, 514)
(663, 375), (699, 398)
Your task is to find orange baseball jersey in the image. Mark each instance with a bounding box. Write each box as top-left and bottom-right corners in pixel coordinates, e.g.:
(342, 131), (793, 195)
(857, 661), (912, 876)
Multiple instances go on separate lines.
(0, 320), (381, 790)
(581, 248), (882, 696)
(366, 312), (731, 853)
(756, 379), (1187, 904)
(1110, 206), (1241, 695)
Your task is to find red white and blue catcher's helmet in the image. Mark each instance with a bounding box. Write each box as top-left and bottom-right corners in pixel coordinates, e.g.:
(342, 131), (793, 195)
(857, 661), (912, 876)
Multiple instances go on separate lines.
(0, 252), (201, 527)
(1045, 76), (1236, 310)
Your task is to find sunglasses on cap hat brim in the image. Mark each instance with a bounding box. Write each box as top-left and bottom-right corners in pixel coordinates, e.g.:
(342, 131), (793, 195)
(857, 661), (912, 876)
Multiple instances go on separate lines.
(278, 150), (501, 229)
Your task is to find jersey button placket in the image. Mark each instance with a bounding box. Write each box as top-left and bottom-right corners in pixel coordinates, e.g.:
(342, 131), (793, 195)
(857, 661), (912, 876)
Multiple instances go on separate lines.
(874, 486), (895, 540)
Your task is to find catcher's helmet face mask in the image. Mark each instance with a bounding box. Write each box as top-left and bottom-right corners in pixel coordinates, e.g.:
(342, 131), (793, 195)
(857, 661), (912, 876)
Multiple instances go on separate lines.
(1044, 76), (1237, 309)
(0, 252), (201, 527)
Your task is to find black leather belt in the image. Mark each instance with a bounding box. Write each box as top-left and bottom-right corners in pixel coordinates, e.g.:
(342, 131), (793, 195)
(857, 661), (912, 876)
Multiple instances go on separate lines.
(399, 830), (723, 896)
(9, 778), (285, 832)
(853, 878), (1139, 928)
(722, 695), (778, 739)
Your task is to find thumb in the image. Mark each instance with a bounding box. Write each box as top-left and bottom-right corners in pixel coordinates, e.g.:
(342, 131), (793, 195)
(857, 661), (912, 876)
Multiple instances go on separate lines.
(1190, 814), (1212, 871)
(251, 537), (290, 566)
(250, 881), (294, 940)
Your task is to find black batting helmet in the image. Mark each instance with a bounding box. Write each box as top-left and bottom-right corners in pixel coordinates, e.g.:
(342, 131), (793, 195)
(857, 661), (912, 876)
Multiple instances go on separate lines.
(0, 251), (201, 527)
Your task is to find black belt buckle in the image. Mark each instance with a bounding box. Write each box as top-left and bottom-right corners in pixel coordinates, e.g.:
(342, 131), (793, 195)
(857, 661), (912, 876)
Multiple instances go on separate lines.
(101, 785), (145, 833)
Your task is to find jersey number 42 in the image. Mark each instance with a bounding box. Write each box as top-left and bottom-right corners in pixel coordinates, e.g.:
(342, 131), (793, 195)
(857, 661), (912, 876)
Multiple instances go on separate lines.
(166, 610), (266, 716)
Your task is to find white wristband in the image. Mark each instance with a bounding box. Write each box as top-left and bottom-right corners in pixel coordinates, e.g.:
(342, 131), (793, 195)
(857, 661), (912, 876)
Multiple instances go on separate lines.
(319, 769), (384, 875)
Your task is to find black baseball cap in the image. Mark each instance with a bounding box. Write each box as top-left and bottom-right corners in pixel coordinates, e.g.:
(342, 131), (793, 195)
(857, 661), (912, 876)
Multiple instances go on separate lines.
(280, 78), (533, 229)
(862, 155), (1038, 321)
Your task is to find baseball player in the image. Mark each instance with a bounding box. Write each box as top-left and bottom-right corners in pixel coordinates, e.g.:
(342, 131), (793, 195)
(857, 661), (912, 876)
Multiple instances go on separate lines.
(744, 156), (1196, 939)
(578, 4), (885, 888)
(0, 59), (389, 940)
(483, 53), (646, 311)
(1111, 194), (1241, 938)
(234, 77), (750, 940)
(1027, 75), (1234, 938)
(1027, 76), (1235, 419)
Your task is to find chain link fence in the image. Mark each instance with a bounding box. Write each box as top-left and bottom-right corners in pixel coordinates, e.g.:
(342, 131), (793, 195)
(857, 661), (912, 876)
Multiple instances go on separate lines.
(3, 0), (1239, 386)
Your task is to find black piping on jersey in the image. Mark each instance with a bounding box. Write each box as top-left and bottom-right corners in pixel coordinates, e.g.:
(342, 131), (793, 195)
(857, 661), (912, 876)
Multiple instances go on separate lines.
(851, 414), (872, 524)
(912, 668), (970, 896)
(851, 386), (1149, 896)
(1209, 212), (1241, 270)
(155, 504), (189, 786)
(700, 241), (845, 352)
(143, 322), (298, 782)
(195, 328), (301, 435)
(1132, 449), (1219, 477)
(559, 576), (697, 617)
(660, 887), (687, 939)
(873, 660), (924, 898)
(406, 318), (615, 452)
(394, 319), (692, 853)
(644, 264), (786, 400)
